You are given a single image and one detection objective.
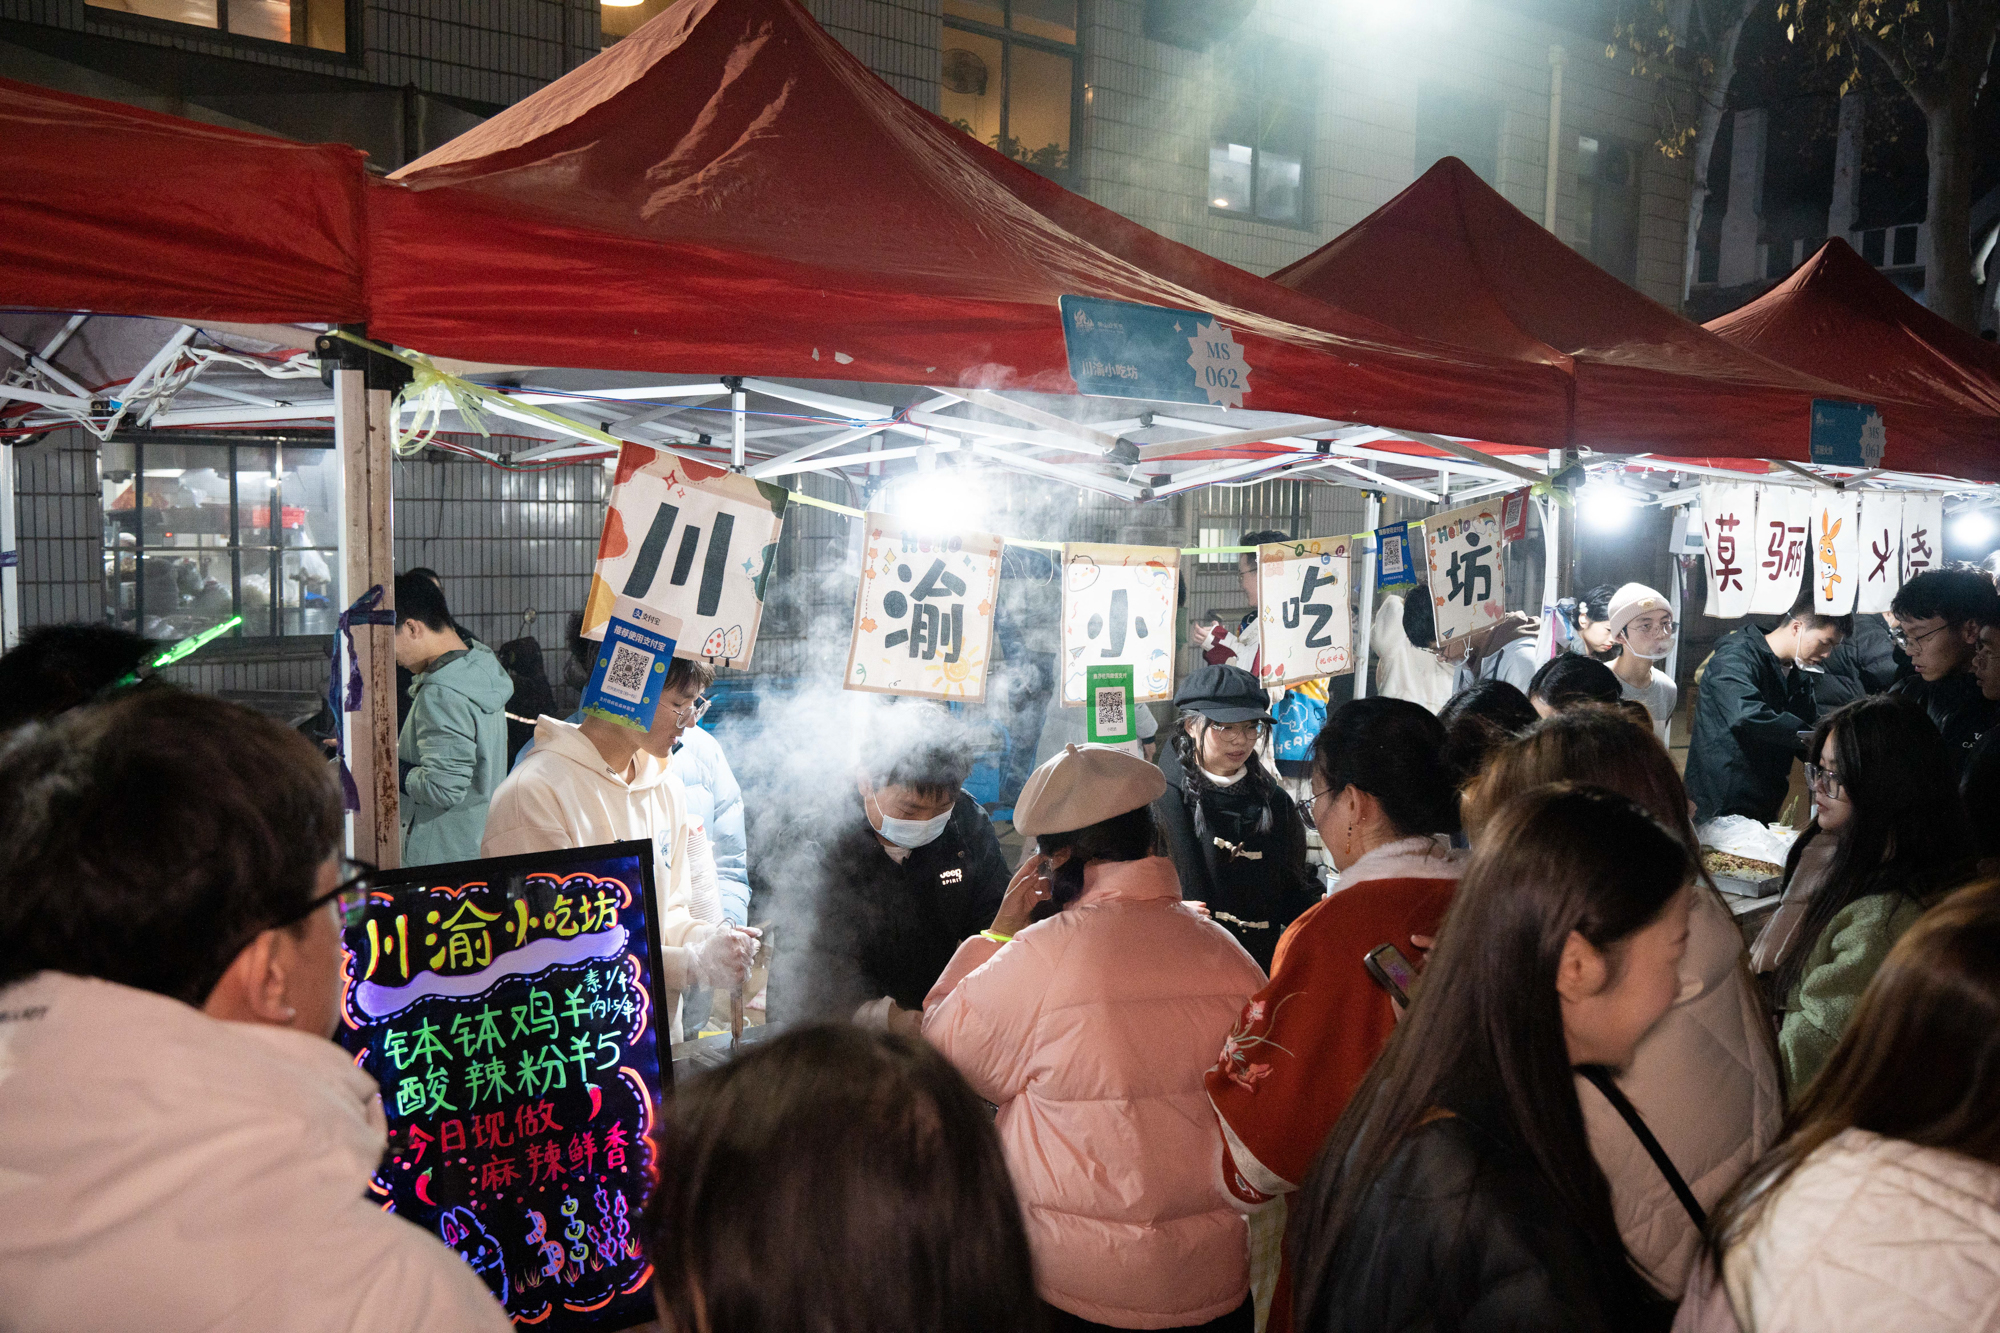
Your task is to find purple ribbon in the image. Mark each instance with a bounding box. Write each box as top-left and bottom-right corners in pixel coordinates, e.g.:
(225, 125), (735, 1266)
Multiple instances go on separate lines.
(328, 584), (395, 813)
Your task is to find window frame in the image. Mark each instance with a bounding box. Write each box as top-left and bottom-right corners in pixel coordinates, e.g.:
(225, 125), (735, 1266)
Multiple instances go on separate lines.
(942, 0), (1083, 186)
(1574, 130), (1643, 286)
(1206, 36), (1318, 231)
(82, 0), (361, 65)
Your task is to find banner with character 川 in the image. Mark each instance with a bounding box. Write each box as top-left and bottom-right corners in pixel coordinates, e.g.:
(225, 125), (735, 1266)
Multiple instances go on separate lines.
(1060, 543), (1179, 705)
(843, 514), (1003, 700)
(584, 446), (787, 665)
(1256, 536), (1353, 686)
(1422, 501), (1505, 647)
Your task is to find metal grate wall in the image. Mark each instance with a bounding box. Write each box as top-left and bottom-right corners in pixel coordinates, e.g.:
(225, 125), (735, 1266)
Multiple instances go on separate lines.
(13, 431), (103, 628)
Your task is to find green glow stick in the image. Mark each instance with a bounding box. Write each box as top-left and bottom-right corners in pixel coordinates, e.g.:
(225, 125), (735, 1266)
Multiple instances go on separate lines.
(112, 614), (244, 688)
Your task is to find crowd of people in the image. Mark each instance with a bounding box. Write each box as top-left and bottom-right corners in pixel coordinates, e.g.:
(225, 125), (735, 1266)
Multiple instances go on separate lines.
(3, 561), (2000, 1333)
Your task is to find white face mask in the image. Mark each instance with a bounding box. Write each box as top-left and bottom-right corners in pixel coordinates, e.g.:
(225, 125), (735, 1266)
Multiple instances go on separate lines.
(868, 792), (952, 849)
(1619, 616), (1676, 661)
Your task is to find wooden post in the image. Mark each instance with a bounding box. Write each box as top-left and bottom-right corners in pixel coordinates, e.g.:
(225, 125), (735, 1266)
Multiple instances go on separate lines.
(335, 367), (400, 868)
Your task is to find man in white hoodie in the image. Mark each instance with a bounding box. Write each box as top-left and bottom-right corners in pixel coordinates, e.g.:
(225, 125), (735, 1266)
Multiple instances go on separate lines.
(0, 690), (514, 1333)
(482, 654), (756, 1037)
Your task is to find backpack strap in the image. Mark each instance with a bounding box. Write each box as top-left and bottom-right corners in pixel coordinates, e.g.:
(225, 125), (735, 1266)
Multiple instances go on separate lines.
(1578, 1065), (1707, 1231)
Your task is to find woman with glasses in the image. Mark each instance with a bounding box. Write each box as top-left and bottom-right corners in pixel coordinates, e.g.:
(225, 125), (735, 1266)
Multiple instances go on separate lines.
(1154, 664), (1317, 971)
(0, 690), (514, 1332)
(1755, 695), (1976, 1096)
(1205, 697), (1463, 1333)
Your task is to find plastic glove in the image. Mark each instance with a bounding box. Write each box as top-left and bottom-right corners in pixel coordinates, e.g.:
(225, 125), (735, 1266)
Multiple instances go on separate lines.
(688, 923), (760, 989)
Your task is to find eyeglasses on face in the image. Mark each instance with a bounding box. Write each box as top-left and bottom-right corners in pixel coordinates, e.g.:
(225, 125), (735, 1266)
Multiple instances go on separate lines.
(279, 856), (378, 931)
(671, 694), (713, 724)
(1805, 763), (1846, 800)
(1890, 621), (1950, 652)
(1623, 616), (1677, 637)
(1203, 719), (1268, 740)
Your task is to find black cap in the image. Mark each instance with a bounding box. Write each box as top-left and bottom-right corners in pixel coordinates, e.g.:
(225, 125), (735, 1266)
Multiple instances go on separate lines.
(1173, 663), (1275, 724)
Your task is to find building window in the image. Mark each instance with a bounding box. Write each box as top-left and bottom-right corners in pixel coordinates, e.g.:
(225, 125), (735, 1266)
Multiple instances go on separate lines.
(1209, 38), (1314, 225)
(1575, 134), (1640, 285)
(102, 440), (342, 641)
(1415, 85), (1498, 186)
(85, 0), (350, 53)
(942, 0), (1078, 179)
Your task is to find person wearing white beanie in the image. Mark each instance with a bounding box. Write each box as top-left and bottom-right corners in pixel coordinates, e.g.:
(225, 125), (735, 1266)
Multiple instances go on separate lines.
(923, 744), (1266, 1333)
(1603, 582), (1679, 743)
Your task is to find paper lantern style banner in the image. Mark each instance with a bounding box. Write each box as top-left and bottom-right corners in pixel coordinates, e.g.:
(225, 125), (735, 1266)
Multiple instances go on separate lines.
(1061, 542), (1179, 705)
(1855, 491), (1903, 614)
(1256, 536), (1354, 687)
(1699, 482), (1757, 620)
(1749, 486), (1813, 616)
(585, 447), (787, 666)
(1812, 492), (1861, 616)
(844, 514), (1003, 700)
(1901, 493), (1944, 586)
(1422, 500), (1506, 648)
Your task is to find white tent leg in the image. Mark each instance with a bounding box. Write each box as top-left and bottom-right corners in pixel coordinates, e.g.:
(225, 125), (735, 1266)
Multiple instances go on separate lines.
(1353, 493), (1380, 699)
(335, 367), (401, 868)
(1, 442), (17, 651)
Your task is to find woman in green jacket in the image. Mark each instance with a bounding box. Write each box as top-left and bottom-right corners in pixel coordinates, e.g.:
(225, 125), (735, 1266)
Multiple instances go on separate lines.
(1765, 695), (1975, 1095)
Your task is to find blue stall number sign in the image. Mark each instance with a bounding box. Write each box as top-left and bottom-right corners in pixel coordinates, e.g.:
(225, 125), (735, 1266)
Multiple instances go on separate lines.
(1375, 521), (1416, 588)
(1810, 399), (1887, 469)
(580, 594), (683, 732)
(1060, 295), (1252, 408)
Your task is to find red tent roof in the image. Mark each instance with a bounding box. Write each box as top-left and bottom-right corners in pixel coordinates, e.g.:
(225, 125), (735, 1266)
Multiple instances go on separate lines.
(365, 0), (1568, 447)
(1268, 157), (1930, 468)
(0, 76), (367, 325)
(1706, 238), (2000, 426)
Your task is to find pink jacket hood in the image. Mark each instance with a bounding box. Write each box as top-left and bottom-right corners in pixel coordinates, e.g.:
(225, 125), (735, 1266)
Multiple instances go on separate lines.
(923, 857), (1266, 1327)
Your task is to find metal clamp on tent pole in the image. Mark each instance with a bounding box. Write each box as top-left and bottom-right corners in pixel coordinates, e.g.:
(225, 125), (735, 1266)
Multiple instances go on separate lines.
(315, 327), (416, 395)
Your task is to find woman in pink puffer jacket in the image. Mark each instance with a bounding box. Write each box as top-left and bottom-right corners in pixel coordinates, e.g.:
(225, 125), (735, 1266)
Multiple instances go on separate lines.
(924, 744), (1266, 1333)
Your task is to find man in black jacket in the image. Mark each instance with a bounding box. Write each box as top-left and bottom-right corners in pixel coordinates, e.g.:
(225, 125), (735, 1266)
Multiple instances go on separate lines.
(1888, 568), (2000, 774)
(769, 703), (1009, 1027)
(1686, 594), (1849, 823)
(1962, 599), (2000, 868)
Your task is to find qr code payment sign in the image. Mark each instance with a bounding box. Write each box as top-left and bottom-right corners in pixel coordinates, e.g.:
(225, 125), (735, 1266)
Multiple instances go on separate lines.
(602, 641), (656, 704)
(1094, 685), (1128, 737)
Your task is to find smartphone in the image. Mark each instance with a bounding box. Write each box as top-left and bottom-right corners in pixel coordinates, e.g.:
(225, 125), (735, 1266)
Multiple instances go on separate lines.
(1364, 943), (1419, 1008)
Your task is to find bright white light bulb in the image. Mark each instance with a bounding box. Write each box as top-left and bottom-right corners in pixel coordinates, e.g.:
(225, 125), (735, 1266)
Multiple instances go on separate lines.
(893, 472), (986, 534)
(1951, 510), (1998, 546)
(1579, 481), (1639, 532)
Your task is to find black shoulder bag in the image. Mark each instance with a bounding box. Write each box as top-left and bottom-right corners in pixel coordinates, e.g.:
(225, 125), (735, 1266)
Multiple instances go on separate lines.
(1578, 1066), (1707, 1230)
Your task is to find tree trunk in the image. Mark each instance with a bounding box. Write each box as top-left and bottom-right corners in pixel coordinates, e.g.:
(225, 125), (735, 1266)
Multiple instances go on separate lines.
(1680, 0), (1755, 304)
(1923, 87), (1982, 330)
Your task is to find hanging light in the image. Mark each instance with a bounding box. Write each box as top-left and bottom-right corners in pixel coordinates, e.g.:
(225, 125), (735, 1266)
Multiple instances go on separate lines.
(1579, 479), (1643, 531)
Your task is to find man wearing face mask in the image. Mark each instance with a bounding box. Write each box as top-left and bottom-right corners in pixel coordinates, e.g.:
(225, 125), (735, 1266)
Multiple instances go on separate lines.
(1601, 583), (1679, 743)
(773, 702), (1009, 1029)
(1686, 591), (1851, 823)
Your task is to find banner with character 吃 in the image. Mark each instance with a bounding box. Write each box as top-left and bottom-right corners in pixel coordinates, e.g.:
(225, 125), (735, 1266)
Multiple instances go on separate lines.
(585, 446), (787, 665)
(1422, 501), (1506, 648)
(337, 842), (671, 1333)
(1812, 492), (1861, 616)
(1700, 483), (1758, 619)
(1256, 536), (1353, 686)
(1060, 542), (1178, 705)
(1856, 491), (1904, 614)
(1749, 486), (1813, 616)
(843, 513), (1003, 700)
(1900, 494), (1944, 586)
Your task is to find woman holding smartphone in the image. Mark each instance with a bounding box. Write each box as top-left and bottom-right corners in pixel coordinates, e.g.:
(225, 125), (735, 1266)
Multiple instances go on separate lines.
(1292, 785), (1692, 1333)
(923, 744), (1265, 1333)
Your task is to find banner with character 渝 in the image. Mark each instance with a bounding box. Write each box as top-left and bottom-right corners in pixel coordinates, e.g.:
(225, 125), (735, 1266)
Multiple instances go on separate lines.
(1812, 492), (1861, 616)
(1060, 543), (1179, 705)
(1700, 483), (1757, 619)
(1856, 491), (1904, 613)
(843, 513), (1003, 700)
(1749, 486), (1813, 616)
(584, 446), (787, 665)
(1422, 501), (1505, 647)
(1900, 494), (1944, 586)
(1256, 536), (1353, 686)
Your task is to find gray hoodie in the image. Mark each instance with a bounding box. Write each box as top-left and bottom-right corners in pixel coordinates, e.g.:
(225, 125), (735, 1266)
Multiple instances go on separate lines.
(398, 641), (514, 866)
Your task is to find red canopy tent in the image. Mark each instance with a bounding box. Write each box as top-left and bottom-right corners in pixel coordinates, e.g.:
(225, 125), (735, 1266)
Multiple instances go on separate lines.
(1266, 157), (1995, 478)
(0, 76), (367, 325)
(1705, 238), (2000, 437)
(364, 0), (1569, 450)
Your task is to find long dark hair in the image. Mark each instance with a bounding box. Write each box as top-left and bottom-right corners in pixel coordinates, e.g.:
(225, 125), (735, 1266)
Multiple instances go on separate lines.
(1291, 784), (1691, 1328)
(1171, 710), (1278, 834)
(1311, 696), (1461, 837)
(1036, 803), (1161, 909)
(643, 1025), (1042, 1333)
(1708, 877), (2000, 1265)
(1436, 680), (1538, 791)
(1770, 695), (1975, 1006)
(1466, 706), (1700, 856)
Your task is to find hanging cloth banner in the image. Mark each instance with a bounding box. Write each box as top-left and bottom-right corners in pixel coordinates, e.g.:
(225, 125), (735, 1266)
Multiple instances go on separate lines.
(843, 513), (1003, 700)
(1060, 542), (1179, 705)
(1421, 499), (1507, 649)
(1256, 536), (1354, 687)
(1900, 493), (1944, 586)
(584, 445), (787, 666)
(1811, 491), (1861, 616)
(1749, 486), (1813, 616)
(1699, 482), (1757, 619)
(1856, 491), (1905, 613)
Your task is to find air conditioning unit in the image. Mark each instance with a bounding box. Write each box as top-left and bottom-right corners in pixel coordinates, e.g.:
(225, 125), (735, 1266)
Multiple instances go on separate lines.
(1144, 0), (1256, 50)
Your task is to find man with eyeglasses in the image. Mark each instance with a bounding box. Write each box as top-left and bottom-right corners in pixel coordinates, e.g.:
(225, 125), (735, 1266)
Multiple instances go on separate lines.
(1954, 595), (2000, 869)
(483, 654), (758, 1039)
(1887, 568), (2000, 775)
(1686, 591), (1850, 824)
(0, 690), (516, 1332)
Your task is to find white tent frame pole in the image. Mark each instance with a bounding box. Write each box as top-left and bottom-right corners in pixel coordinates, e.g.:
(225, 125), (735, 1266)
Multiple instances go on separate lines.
(730, 384), (747, 470)
(0, 441), (18, 652)
(1353, 492), (1381, 700)
(1133, 418), (1347, 462)
(945, 387), (1125, 453)
(1401, 430), (1549, 486)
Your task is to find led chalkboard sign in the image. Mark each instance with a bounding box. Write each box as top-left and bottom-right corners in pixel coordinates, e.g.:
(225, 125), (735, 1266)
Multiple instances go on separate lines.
(337, 841), (671, 1331)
